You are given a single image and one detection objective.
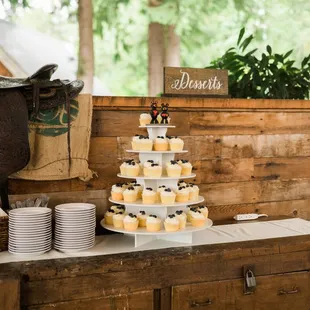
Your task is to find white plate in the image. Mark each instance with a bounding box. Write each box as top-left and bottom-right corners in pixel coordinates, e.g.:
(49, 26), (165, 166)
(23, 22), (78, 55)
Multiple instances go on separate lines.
(55, 203), (96, 212)
(55, 209), (96, 214)
(9, 220), (51, 225)
(9, 225), (52, 230)
(9, 235), (51, 241)
(55, 235), (95, 242)
(54, 246), (94, 253)
(9, 244), (52, 251)
(55, 230), (95, 236)
(54, 242), (95, 250)
(9, 207), (52, 216)
(9, 242), (51, 248)
(55, 223), (96, 228)
(55, 218), (95, 223)
(9, 248), (52, 255)
(54, 241), (95, 249)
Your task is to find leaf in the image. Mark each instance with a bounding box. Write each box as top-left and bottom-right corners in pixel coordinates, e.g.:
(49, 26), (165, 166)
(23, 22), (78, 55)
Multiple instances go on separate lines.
(283, 50), (293, 59)
(301, 55), (310, 68)
(237, 27), (245, 46)
(267, 45), (272, 55)
(240, 35), (253, 52)
(245, 48), (258, 56)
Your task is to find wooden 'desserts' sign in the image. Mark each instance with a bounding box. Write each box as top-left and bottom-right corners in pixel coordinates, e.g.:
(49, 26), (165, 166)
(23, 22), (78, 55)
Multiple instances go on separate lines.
(164, 67), (228, 96)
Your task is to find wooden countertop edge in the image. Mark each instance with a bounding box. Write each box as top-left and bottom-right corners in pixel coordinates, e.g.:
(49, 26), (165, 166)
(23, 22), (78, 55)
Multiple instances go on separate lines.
(92, 96), (310, 111)
(1, 234), (310, 281)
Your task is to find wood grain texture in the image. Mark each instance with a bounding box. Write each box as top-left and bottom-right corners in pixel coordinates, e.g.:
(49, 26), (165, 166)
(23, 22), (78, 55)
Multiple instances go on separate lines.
(201, 179), (310, 206)
(208, 199), (310, 221)
(190, 112), (310, 135)
(93, 96), (310, 110)
(92, 111), (190, 137)
(164, 67), (228, 96)
(0, 273), (20, 310)
(27, 290), (154, 310)
(19, 250), (310, 305)
(0, 61), (13, 77)
(172, 271), (310, 310)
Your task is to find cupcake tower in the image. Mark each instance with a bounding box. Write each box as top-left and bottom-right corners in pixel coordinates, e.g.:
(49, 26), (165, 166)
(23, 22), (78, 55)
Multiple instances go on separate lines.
(101, 108), (212, 247)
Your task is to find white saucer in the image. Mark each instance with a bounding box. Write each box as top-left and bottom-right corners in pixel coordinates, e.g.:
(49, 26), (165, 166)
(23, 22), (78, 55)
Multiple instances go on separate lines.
(55, 203), (96, 211)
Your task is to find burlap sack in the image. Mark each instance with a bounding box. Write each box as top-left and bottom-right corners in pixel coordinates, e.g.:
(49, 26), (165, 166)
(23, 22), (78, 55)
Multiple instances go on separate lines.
(11, 94), (93, 181)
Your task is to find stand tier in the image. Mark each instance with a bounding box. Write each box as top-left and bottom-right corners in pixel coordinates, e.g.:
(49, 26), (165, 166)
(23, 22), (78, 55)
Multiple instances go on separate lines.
(101, 218), (213, 247)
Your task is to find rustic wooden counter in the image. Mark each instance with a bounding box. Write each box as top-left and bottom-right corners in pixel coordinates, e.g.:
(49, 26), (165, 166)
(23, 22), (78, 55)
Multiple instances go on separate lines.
(1, 218), (310, 310)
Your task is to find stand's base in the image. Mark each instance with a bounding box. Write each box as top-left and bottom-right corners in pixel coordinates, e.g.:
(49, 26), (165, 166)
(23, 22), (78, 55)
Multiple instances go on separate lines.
(134, 232), (193, 247)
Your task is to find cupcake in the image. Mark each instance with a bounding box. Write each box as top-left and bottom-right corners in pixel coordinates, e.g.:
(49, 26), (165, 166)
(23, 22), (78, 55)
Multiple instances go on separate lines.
(138, 136), (153, 151)
(111, 204), (125, 214)
(179, 160), (193, 176)
(169, 137), (184, 151)
(146, 215), (162, 232)
(123, 186), (138, 202)
(139, 113), (152, 126)
(122, 182), (131, 190)
(154, 136), (169, 151)
(111, 184), (124, 201)
(126, 161), (140, 177)
(175, 186), (190, 202)
(143, 160), (155, 175)
(131, 135), (141, 150)
(160, 188), (176, 204)
(142, 187), (157, 204)
(156, 185), (166, 202)
(133, 183), (143, 199)
(144, 163), (162, 177)
(175, 210), (187, 229)
(123, 213), (139, 231)
(186, 206), (197, 222)
(166, 160), (182, 177)
(189, 209), (206, 227)
(187, 183), (200, 200)
(113, 213), (125, 228)
(137, 211), (147, 227)
(197, 205), (209, 218)
(120, 162), (128, 175)
(164, 214), (180, 232)
(104, 208), (115, 225)
(178, 180), (188, 187)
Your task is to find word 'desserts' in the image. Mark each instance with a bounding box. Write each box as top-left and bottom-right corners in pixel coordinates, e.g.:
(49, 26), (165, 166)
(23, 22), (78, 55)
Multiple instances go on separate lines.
(164, 67), (228, 96)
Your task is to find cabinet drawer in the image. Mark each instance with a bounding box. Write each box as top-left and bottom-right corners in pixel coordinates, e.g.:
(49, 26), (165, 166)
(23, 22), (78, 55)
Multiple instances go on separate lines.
(172, 272), (309, 310)
(27, 290), (154, 310)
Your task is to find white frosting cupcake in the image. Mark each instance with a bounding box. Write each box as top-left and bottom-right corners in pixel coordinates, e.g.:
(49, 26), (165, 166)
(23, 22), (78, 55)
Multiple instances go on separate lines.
(146, 215), (161, 232)
(169, 137), (184, 151)
(139, 113), (152, 126)
(176, 186), (190, 202)
(154, 136), (168, 151)
(164, 214), (179, 232)
(166, 160), (182, 177)
(137, 136), (153, 151)
(123, 213), (139, 231)
(160, 188), (176, 204)
(142, 187), (156, 204)
(137, 210), (147, 227)
(189, 210), (205, 227)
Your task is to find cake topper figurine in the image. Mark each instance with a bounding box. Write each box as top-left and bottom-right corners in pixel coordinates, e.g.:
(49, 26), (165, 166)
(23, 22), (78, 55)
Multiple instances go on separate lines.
(150, 101), (159, 124)
(160, 103), (169, 124)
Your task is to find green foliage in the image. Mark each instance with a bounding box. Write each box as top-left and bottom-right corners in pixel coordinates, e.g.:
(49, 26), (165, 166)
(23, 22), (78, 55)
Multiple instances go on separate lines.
(208, 28), (310, 99)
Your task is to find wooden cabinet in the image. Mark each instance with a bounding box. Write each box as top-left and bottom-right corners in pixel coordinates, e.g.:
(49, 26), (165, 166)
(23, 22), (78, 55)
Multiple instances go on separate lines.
(26, 290), (154, 310)
(172, 272), (310, 310)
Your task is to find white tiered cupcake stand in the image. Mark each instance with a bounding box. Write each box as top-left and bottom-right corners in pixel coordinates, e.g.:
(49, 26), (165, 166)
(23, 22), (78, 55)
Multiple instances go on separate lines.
(101, 124), (213, 247)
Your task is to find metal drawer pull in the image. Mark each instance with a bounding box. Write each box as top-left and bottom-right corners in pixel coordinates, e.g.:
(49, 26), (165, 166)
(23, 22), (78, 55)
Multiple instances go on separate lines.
(190, 299), (212, 307)
(278, 287), (299, 295)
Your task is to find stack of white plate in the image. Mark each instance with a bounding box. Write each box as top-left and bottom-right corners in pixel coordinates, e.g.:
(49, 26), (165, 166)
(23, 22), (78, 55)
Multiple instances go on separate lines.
(55, 203), (96, 252)
(9, 207), (52, 255)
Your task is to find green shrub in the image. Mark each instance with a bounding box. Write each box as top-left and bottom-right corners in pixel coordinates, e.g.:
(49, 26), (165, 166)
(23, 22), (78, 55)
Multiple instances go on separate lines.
(207, 28), (310, 99)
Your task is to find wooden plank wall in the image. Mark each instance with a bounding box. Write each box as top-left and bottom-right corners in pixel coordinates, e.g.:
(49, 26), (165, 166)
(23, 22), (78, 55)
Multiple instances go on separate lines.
(8, 96), (310, 222)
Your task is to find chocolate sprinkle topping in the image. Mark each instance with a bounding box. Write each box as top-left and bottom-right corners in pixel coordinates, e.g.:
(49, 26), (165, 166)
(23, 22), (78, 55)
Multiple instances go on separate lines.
(168, 214), (175, 218)
(107, 208), (115, 213)
(127, 186), (135, 191)
(139, 211), (146, 215)
(149, 214), (157, 218)
(128, 213), (137, 218)
(146, 187), (153, 191)
(164, 188), (172, 192)
(175, 210), (184, 215)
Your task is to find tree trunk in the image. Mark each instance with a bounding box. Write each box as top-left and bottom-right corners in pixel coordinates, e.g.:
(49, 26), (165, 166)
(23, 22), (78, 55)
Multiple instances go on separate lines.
(77, 0), (94, 94)
(148, 22), (165, 96)
(164, 25), (181, 67)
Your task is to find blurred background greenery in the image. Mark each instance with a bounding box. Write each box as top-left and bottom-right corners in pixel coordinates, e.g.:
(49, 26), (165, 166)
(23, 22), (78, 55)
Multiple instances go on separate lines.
(1, 0), (310, 96)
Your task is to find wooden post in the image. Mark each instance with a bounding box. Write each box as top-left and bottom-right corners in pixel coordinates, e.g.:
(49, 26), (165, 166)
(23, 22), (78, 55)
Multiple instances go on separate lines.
(165, 25), (181, 68)
(148, 22), (165, 96)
